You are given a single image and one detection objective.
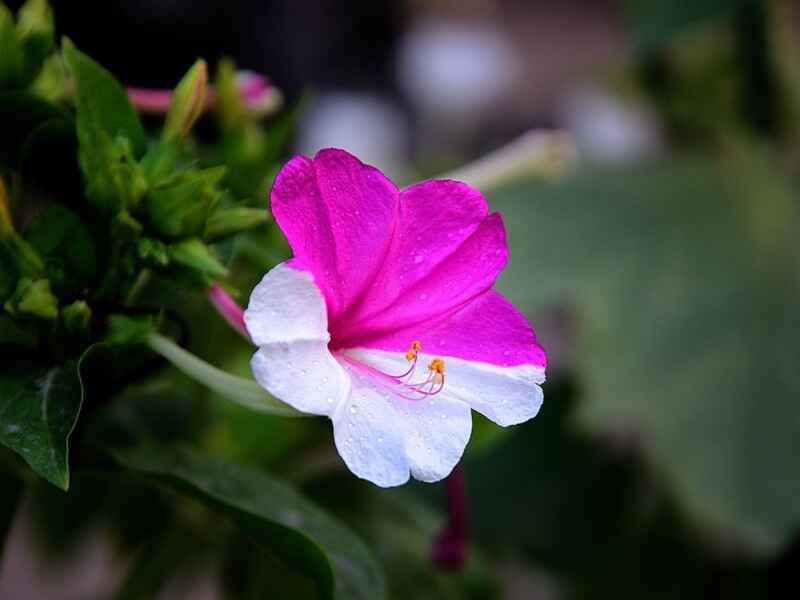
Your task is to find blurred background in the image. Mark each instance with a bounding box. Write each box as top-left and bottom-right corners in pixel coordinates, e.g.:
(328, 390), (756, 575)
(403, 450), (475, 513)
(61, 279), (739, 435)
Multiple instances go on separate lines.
(1, 0), (799, 598)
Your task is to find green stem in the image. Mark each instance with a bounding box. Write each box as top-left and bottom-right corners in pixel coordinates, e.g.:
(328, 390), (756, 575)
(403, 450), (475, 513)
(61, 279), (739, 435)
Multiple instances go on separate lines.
(439, 130), (575, 192)
(146, 333), (304, 418)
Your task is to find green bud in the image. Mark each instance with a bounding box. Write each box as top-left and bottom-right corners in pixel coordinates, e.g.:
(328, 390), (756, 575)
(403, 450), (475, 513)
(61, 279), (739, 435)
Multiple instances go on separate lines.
(105, 313), (158, 346)
(163, 59), (208, 142)
(62, 299), (91, 334)
(137, 237), (170, 267)
(5, 277), (58, 320)
(204, 207), (270, 241)
(169, 238), (228, 280)
(214, 58), (244, 131)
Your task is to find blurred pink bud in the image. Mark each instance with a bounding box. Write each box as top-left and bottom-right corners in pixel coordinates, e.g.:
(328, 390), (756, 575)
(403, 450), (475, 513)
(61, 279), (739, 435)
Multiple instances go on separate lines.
(127, 70), (281, 117)
(208, 283), (250, 341)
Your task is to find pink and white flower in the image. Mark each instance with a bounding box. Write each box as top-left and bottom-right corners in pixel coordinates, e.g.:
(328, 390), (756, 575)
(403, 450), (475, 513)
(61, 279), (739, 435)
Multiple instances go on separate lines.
(244, 149), (546, 487)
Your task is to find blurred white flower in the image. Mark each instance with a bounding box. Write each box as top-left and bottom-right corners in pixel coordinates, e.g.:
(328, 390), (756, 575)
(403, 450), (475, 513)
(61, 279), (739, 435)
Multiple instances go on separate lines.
(559, 86), (662, 164)
(397, 20), (519, 128)
(295, 92), (408, 179)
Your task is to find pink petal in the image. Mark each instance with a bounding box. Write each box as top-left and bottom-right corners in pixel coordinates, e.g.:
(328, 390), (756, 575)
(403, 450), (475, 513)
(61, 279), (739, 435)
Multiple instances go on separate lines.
(270, 149), (399, 321)
(345, 290), (547, 368)
(333, 210), (507, 342)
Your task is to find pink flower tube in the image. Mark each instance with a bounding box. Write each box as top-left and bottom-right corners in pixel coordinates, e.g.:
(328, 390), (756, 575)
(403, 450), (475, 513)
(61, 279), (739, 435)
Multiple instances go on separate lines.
(243, 148), (547, 487)
(128, 71), (281, 116)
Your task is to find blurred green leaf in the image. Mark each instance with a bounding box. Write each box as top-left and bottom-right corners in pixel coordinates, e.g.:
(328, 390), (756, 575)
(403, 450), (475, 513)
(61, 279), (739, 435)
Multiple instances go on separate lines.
(15, 0), (54, 85)
(24, 204), (98, 295)
(623, 0), (753, 54)
(0, 352), (89, 489)
(493, 153), (800, 551)
(113, 445), (387, 600)
(0, 90), (66, 166)
(4, 277), (57, 319)
(0, 4), (25, 89)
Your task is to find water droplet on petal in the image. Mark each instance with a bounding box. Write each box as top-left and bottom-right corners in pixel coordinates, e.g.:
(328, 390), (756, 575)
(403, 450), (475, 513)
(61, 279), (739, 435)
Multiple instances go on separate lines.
(322, 376), (329, 383)
(286, 361), (293, 368)
(419, 293), (428, 301)
(413, 254), (424, 264)
(327, 397), (334, 404)
(377, 436), (384, 443)
(312, 360), (320, 366)
(349, 405), (358, 414)
(301, 368), (308, 375)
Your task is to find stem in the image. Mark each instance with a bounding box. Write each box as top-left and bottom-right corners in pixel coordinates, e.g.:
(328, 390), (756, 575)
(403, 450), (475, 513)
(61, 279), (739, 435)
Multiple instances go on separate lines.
(146, 333), (303, 417)
(432, 464), (468, 570)
(208, 283), (250, 341)
(439, 130), (576, 192)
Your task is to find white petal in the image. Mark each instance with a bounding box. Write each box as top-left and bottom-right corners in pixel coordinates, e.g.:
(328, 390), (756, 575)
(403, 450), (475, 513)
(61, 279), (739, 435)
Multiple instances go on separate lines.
(331, 367), (410, 487)
(344, 348), (545, 427)
(332, 354), (472, 486)
(246, 262), (350, 416)
(251, 342), (349, 416)
(244, 262), (329, 346)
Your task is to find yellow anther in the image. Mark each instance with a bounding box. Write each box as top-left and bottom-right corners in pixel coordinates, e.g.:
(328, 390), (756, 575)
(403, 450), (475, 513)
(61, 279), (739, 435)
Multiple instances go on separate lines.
(427, 358), (445, 385)
(405, 340), (422, 361)
(428, 357), (445, 373)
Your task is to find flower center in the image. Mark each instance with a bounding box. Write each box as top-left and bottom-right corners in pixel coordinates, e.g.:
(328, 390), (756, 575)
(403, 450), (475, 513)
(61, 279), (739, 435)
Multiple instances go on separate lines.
(379, 340), (446, 401)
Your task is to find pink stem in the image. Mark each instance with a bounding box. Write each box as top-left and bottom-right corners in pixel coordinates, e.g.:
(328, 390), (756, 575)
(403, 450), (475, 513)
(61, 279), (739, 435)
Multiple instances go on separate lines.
(208, 283), (250, 341)
(432, 464), (468, 570)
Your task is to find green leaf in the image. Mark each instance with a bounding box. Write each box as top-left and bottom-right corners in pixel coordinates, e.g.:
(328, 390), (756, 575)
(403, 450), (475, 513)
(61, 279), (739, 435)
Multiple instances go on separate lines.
(63, 39), (147, 212)
(0, 353), (89, 489)
(24, 205), (98, 295)
(492, 153), (800, 552)
(145, 167), (225, 239)
(113, 445), (387, 600)
(4, 277), (57, 320)
(163, 59), (208, 142)
(62, 39), (145, 154)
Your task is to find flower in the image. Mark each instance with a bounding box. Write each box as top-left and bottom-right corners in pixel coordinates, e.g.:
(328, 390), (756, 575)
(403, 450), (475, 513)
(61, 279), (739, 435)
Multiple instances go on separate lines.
(244, 149), (546, 487)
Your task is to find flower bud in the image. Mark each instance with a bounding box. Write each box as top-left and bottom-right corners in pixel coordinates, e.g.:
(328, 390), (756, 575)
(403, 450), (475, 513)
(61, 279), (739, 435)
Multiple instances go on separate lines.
(163, 59), (208, 142)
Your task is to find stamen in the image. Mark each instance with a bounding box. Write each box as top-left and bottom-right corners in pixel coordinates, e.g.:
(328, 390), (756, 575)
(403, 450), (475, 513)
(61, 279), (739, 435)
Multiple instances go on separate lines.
(361, 341), (447, 402)
(387, 340), (422, 379)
